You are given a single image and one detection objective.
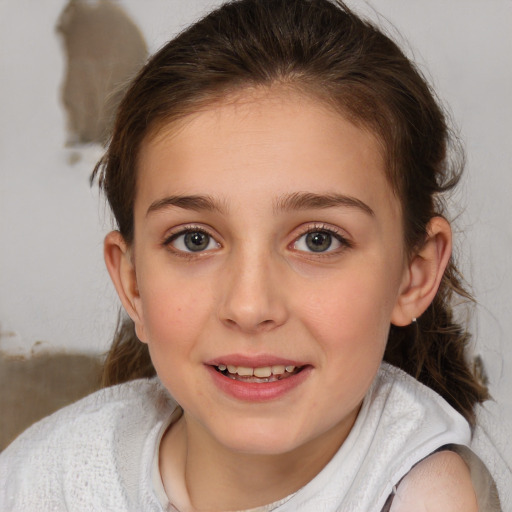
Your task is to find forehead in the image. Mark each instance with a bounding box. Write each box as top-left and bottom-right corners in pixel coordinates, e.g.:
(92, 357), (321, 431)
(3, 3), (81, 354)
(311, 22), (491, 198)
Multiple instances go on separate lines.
(135, 89), (399, 218)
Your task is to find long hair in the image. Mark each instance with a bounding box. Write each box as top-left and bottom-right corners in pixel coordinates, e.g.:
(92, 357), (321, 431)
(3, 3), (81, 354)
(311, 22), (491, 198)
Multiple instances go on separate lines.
(93, 0), (488, 423)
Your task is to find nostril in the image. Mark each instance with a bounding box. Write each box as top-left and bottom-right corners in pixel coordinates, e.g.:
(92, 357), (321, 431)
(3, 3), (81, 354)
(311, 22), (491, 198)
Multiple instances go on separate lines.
(222, 317), (277, 333)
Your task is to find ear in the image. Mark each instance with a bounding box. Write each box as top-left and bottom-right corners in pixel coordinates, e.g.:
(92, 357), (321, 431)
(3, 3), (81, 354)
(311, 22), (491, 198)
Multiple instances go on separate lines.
(104, 231), (147, 343)
(391, 217), (452, 326)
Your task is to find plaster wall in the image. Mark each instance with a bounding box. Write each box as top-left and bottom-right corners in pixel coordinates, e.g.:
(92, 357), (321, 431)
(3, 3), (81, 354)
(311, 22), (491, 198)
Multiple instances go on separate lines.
(1, 1), (511, 423)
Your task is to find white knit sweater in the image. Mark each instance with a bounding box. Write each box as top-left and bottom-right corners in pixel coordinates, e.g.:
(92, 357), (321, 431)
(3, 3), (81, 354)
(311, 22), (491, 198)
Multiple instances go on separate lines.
(0, 363), (508, 511)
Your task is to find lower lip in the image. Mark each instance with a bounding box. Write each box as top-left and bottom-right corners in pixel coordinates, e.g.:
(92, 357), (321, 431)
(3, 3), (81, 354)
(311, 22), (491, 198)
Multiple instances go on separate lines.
(206, 365), (312, 402)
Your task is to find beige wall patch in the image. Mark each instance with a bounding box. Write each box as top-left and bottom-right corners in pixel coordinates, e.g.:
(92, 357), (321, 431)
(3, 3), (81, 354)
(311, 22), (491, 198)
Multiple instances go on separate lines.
(57, 0), (148, 144)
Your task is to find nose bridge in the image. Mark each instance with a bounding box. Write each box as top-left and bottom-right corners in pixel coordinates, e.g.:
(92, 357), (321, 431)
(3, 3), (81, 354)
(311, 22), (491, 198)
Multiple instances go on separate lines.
(219, 240), (287, 332)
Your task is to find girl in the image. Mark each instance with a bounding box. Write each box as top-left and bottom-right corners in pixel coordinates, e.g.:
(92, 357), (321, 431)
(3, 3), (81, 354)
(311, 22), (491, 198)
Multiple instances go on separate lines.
(1, 0), (510, 510)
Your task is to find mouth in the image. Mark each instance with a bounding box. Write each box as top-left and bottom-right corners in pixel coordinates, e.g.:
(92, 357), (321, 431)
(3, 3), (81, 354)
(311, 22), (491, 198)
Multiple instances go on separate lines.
(212, 364), (304, 383)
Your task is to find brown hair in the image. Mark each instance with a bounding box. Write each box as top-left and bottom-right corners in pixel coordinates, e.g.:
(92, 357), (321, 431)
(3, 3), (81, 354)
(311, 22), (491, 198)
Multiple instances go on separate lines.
(93, 0), (488, 423)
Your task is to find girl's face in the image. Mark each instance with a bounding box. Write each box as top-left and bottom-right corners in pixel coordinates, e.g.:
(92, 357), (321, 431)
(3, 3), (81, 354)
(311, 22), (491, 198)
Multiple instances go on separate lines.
(127, 90), (410, 456)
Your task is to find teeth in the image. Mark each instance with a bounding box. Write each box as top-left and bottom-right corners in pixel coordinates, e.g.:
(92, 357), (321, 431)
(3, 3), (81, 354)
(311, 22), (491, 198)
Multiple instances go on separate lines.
(236, 366), (253, 376)
(217, 364), (298, 377)
(272, 365), (285, 375)
(254, 367), (272, 378)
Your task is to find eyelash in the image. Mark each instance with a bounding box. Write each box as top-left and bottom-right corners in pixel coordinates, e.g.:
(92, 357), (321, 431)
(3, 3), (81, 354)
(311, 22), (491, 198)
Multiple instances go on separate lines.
(163, 225), (219, 257)
(292, 223), (353, 255)
(162, 223), (352, 257)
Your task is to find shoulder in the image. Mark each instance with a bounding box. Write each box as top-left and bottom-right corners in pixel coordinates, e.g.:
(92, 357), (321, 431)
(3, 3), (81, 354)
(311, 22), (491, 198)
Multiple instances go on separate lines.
(2, 377), (168, 451)
(0, 378), (174, 509)
(1, 377), (171, 460)
(390, 451), (478, 512)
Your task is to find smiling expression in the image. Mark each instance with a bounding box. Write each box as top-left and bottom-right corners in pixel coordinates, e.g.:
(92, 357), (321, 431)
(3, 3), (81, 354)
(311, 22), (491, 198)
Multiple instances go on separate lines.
(122, 89), (410, 456)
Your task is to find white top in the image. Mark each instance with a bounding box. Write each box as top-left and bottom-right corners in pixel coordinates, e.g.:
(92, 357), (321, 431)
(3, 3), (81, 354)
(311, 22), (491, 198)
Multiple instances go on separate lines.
(0, 363), (508, 511)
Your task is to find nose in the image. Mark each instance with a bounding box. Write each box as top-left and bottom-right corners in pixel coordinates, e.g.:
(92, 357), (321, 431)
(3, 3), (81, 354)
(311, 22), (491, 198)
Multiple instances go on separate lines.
(218, 248), (289, 334)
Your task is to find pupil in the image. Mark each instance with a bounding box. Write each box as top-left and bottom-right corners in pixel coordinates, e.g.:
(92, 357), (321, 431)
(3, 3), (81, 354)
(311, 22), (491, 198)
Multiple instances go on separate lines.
(306, 232), (331, 252)
(184, 232), (209, 251)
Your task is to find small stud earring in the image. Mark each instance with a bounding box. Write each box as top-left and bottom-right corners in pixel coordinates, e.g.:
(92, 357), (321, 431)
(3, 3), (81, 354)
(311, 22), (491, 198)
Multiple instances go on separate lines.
(411, 317), (417, 324)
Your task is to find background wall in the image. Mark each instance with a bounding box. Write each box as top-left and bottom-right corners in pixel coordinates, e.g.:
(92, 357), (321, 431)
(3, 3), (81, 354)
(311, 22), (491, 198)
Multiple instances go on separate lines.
(1, 1), (511, 422)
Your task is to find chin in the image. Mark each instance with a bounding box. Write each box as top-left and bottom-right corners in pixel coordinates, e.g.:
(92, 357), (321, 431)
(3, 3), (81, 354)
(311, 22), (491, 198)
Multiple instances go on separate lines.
(210, 417), (312, 456)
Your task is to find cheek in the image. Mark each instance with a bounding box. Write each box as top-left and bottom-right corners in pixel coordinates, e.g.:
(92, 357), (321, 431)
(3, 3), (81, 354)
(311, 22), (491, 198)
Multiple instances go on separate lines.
(297, 268), (397, 355)
(139, 281), (211, 400)
(137, 272), (212, 352)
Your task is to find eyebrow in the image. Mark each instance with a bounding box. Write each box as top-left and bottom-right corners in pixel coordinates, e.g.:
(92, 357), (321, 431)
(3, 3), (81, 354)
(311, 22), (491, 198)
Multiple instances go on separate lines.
(146, 192), (374, 217)
(273, 192), (375, 216)
(146, 195), (227, 216)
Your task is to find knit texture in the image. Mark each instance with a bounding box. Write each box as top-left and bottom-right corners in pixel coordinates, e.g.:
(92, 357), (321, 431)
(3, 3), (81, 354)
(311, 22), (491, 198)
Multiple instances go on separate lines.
(0, 378), (172, 511)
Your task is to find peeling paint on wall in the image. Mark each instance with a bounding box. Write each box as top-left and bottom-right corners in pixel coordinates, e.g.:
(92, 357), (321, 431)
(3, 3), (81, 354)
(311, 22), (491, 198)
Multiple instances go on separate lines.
(57, 0), (148, 145)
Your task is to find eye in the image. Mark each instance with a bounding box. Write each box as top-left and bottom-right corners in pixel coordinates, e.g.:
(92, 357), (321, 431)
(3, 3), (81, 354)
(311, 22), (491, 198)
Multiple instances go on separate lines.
(293, 228), (349, 254)
(166, 229), (220, 253)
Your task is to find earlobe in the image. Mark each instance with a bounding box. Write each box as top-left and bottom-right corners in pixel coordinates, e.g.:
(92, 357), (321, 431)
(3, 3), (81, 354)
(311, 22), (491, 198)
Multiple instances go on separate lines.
(104, 231), (147, 342)
(391, 217), (452, 326)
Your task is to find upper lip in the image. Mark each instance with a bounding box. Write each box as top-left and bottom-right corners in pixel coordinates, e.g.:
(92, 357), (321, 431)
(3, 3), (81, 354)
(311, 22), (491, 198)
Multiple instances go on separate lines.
(205, 354), (308, 368)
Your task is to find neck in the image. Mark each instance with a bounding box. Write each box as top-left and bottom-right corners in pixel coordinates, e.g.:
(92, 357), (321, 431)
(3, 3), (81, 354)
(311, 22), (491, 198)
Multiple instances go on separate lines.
(161, 411), (356, 511)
